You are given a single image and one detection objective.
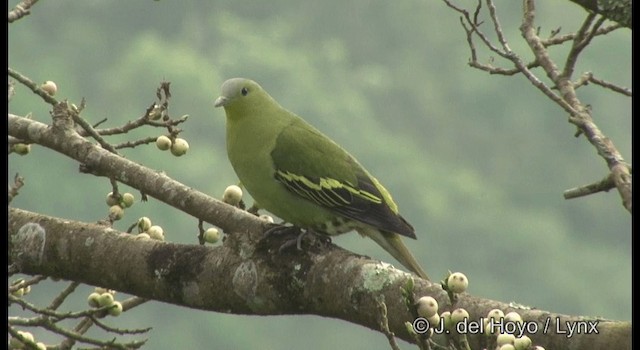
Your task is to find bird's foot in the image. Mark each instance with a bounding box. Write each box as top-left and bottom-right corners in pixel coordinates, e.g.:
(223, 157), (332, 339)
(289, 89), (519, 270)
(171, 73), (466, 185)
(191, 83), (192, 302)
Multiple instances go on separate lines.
(262, 224), (331, 253)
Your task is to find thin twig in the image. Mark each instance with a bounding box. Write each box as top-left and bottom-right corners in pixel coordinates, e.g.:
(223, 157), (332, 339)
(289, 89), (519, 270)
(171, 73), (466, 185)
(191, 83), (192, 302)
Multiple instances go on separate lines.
(48, 281), (81, 310)
(8, 67), (58, 105)
(8, 0), (40, 23)
(589, 75), (632, 96)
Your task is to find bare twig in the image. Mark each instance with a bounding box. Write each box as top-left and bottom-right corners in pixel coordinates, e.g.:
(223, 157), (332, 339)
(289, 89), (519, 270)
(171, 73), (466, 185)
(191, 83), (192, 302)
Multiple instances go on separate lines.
(48, 281), (81, 310)
(442, 0), (631, 212)
(589, 75), (632, 96)
(8, 173), (25, 204)
(564, 172), (617, 199)
(8, 0), (40, 23)
(376, 298), (401, 350)
(8, 67), (58, 105)
(542, 23), (622, 47)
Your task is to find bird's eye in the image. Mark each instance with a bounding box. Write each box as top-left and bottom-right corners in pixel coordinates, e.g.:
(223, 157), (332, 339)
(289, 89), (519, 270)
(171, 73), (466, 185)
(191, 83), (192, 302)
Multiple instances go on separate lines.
(241, 87), (249, 96)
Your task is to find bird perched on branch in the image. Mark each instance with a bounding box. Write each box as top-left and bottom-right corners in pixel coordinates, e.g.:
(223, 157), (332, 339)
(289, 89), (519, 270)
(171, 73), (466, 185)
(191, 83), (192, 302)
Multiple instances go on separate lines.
(214, 78), (429, 280)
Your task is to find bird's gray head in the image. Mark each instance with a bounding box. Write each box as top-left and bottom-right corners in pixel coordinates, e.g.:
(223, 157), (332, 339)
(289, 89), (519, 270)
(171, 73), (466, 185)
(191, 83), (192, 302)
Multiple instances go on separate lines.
(214, 78), (264, 109)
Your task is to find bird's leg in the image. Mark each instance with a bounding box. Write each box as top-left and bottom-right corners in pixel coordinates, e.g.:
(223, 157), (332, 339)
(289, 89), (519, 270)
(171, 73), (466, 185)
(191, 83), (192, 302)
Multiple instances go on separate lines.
(262, 224), (330, 252)
(263, 223), (301, 238)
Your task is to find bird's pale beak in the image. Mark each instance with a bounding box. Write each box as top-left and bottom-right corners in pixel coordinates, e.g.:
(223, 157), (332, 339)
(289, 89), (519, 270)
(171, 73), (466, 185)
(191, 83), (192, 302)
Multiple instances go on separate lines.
(214, 96), (228, 108)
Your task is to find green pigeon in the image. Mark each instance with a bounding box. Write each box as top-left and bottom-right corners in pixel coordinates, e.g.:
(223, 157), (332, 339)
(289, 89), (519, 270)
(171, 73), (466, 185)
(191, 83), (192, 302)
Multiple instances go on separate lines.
(214, 78), (429, 280)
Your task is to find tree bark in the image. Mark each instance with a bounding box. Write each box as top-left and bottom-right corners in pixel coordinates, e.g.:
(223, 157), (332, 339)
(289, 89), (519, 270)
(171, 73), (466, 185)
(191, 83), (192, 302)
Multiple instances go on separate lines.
(9, 208), (631, 349)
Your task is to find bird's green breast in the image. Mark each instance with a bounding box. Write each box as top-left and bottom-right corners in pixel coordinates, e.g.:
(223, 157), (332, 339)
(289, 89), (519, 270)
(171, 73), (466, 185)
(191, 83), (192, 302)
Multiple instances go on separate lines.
(225, 107), (338, 228)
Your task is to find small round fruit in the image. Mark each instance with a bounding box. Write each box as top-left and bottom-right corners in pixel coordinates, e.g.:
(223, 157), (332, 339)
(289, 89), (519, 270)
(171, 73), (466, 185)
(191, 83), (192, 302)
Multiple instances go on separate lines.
(203, 228), (221, 244)
(109, 205), (124, 220)
(222, 185), (243, 206)
(137, 217), (152, 232)
(514, 335), (532, 350)
(148, 104), (163, 120)
(106, 192), (119, 206)
(427, 313), (440, 328)
(136, 233), (151, 240)
(496, 333), (515, 346)
(108, 301), (123, 316)
(41, 80), (58, 95)
(94, 287), (108, 294)
(170, 138), (189, 156)
(23, 285), (31, 294)
(504, 311), (523, 324)
(148, 225), (165, 241)
(450, 308), (469, 324)
(487, 308), (505, 321)
(19, 331), (34, 343)
(11, 288), (24, 297)
(88, 292), (102, 308)
(13, 143), (31, 155)
(259, 214), (274, 223)
(155, 135), (172, 151)
(439, 311), (452, 330)
(416, 296), (438, 318)
(98, 292), (115, 307)
(447, 272), (468, 293)
(484, 316), (504, 335)
(121, 192), (135, 208)
(499, 345), (516, 350)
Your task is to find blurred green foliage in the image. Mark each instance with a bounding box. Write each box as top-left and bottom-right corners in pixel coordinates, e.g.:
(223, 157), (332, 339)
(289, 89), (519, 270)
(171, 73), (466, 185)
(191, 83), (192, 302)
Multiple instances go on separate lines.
(8, 1), (630, 349)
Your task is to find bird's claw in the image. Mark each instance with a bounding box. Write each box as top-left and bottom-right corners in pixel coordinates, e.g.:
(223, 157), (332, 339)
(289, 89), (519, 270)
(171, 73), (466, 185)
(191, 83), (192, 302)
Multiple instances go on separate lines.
(262, 224), (329, 253)
(263, 224), (301, 238)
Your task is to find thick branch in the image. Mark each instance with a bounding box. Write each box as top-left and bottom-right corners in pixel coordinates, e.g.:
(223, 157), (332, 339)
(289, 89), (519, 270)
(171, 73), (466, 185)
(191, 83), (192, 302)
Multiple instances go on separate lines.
(9, 208), (631, 349)
(7, 112), (263, 236)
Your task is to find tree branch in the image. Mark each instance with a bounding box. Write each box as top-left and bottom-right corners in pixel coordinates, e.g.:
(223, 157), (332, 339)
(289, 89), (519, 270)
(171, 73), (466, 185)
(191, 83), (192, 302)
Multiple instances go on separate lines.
(9, 207), (631, 349)
(568, 0), (632, 29)
(8, 112), (264, 235)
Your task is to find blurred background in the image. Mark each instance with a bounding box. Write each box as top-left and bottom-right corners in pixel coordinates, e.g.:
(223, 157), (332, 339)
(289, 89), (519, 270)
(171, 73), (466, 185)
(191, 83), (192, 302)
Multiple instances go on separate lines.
(8, 1), (631, 349)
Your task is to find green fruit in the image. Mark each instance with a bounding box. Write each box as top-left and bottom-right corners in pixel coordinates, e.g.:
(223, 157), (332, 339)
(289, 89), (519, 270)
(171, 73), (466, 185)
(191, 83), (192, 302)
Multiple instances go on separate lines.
(170, 138), (189, 156)
(98, 292), (115, 307)
(259, 214), (274, 223)
(13, 143), (31, 155)
(106, 192), (119, 206)
(108, 301), (123, 316)
(88, 292), (102, 308)
(41, 80), (58, 95)
(156, 135), (172, 151)
(504, 311), (523, 324)
(447, 272), (468, 293)
(148, 225), (165, 241)
(137, 217), (152, 232)
(148, 104), (163, 120)
(136, 233), (151, 240)
(19, 331), (34, 343)
(109, 205), (124, 220)
(497, 333), (515, 346)
(416, 296), (438, 318)
(514, 335), (532, 350)
(440, 311), (453, 330)
(427, 313), (440, 328)
(203, 228), (221, 244)
(450, 308), (469, 324)
(487, 308), (505, 321)
(222, 185), (243, 206)
(121, 192), (135, 208)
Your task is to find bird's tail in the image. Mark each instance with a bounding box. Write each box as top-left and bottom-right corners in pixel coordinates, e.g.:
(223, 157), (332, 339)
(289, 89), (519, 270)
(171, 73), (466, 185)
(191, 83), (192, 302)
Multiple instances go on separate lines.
(358, 227), (430, 281)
